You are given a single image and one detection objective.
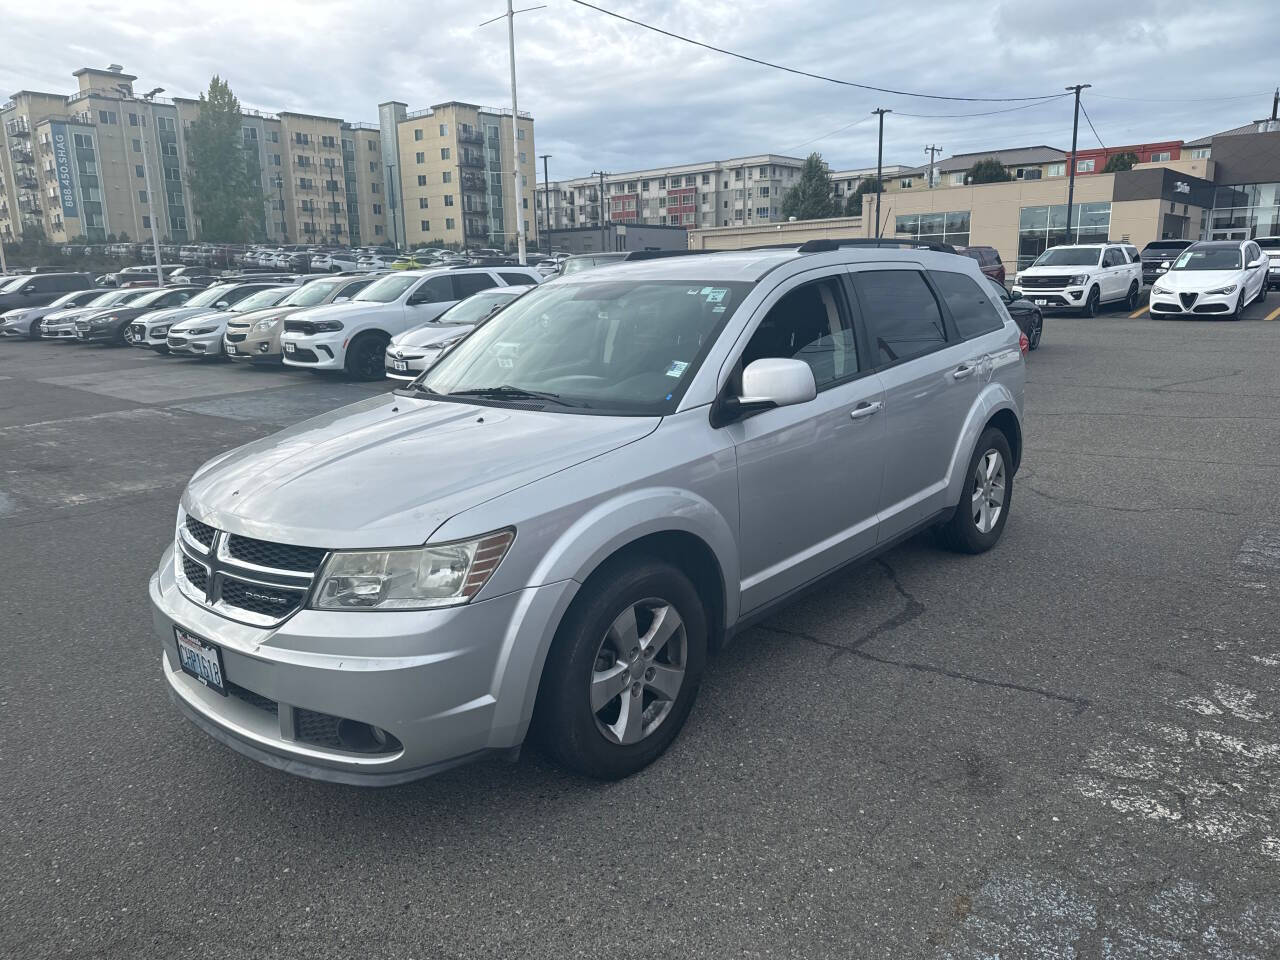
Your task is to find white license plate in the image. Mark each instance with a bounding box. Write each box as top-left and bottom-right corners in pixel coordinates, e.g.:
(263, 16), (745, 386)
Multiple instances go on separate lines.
(226, 345), (237, 355)
(75, 331), (86, 339)
(283, 342), (296, 354)
(391, 359), (408, 372)
(1034, 299), (1048, 306)
(174, 627), (227, 696)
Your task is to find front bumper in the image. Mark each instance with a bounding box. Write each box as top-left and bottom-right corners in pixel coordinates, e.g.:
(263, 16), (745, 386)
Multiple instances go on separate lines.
(1009, 286), (1087, 309)
(225, 330), (282, 363)
(130, 322), (171, 349)
(167, 331), (224, 356)
(40, 324), (77, 339)
(73, 324), (118, 342)
(1149, 288), (1236, 317)
(150, 546), (574, 785)
(281, 333), (345, 370)
(384, 346), (443, 381)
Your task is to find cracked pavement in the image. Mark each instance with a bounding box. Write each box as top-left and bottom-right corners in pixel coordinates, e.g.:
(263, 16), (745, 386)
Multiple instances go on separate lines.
(3, 313), (1280, 959)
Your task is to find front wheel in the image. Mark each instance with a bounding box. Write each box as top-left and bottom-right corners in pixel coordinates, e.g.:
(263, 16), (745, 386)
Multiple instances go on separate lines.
(534, 558), (707, 779)
(1230, 292), (1244, 321)
(936, 427), (1013, 554)
(1027, 312), (1043, 350)
(344, 333), (388, 380)
(1082, 286), (1100, 317)
(28, 319), (42, 339)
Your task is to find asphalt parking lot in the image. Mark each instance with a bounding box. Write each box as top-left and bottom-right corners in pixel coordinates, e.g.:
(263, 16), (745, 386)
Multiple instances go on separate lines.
(3, 313), (1280, 959)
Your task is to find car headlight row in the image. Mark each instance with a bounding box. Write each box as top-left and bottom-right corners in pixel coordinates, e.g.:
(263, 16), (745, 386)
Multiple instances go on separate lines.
(1206, 285), (1236, 296)
(1069, 274), (1089, 285)
(311, 528), (514, 610)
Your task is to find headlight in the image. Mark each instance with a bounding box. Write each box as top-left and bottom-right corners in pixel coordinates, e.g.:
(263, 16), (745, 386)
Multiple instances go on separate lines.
(1069, 274), (1089, 285)
(1206, 284), (1237, 296)
(186, 326), (217, 335)
(252, 317), (280, 333)
(91, 315), (116, 326)
(311, 319), (344, 332)
(311, 529), (514, 611)
(1152, 284), (1169, 295)
(154, 325), (170, 336)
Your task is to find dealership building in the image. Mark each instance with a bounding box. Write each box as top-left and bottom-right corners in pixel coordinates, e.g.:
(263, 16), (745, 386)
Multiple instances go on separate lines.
(688, 119), (1280, 269)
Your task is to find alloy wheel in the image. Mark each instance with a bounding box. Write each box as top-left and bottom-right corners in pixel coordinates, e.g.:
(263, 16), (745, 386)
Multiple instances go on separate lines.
(590, 598), (687, 745)
(970, 449), (1007, 534)
(1029, 314), (1043, 350)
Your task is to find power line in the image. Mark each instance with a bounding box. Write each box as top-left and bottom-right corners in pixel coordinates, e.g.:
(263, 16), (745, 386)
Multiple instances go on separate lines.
(1089, 90), (1272, 104)
(566, 0), (1064, 102)
(1079, 98), (1106, 151)
(892, 95), (1071, 119)
(783, 113), (874, 152)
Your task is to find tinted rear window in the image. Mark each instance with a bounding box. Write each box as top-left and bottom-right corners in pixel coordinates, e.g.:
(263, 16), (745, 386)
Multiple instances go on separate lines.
(855, 271), (948, 367)
(931, 270), (1005, 340)
(453, 273), (497, 298)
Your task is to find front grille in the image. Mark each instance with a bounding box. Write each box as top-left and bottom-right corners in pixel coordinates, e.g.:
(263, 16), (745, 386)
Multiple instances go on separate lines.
(1180, 292), (1198, 309)
(1193, 303), (1230, 314)
(225, 534), (326, 572)
(185, 517), (216, 549)
(129, 323), (145, 340)
(219, 579), (302, 617)
(182, 554), (208, 591)
(285, 347), (319, 363)
(167, 336), (187, 347)
(295, 708), (345, 749)
(1019, 275), (1075, 290)
(74, 320), (90, 331)
(227, 680), (278, 716)
(226, 332), (247, 343)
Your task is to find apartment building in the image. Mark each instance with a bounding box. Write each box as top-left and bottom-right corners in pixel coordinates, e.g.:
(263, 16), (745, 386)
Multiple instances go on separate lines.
(380, 100), (537, 251)
(538, 154), (809, 234)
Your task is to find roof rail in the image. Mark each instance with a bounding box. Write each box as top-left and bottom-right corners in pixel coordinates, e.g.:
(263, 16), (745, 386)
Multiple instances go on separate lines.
(624, 249), (715, 261)
(795, 238), (959, 255)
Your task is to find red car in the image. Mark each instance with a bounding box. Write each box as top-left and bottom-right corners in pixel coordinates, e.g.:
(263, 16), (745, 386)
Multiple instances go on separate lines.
(955, 245), (1006, 286)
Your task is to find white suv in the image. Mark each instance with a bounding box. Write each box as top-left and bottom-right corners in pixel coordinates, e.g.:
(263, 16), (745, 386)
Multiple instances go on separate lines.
(280, 266), (542, 379)
(1012, 243), (1143, 316)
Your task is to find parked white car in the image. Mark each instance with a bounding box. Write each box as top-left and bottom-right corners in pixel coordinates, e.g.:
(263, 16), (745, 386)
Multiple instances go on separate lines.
(385, 284), (531, 381)
(1256, 236), (1280, 289)
(312, 251), (360, 272)
(1011, 243), (1142, 316)
(281, 266), (542, 379)
(1149, 239), (1270, 320)
(356, 254), (393, 271)
(166, 285), (296, 357)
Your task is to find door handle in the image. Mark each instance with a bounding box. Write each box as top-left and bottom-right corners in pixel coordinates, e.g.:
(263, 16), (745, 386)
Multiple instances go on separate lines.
(849, 400), (884, 421)
(951, 364), (975, 380)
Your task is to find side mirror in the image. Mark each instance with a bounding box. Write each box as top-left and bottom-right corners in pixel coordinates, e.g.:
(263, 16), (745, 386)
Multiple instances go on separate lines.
(1250, 257), (1268, 269)
(20, 284), (36, 295)
(215, 300), (230, 309)
(334, 296), (349, 303)
(714, 358), (816, 426)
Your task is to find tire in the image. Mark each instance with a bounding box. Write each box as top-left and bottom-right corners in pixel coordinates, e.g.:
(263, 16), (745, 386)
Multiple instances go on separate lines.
(1082, 286), (1100, 317)
(936, 426), (1014, 555)
(1027, 312), (1043, 350)
(116, 325), (131, 347)
(1257, 281), (1267, 305)
(28, 319), (42, 340)
(344, 332), (389, 381)
(1230, 292), (1244, 321)
(1124, 282), (1140, 313)
(533, 557), (708, 780)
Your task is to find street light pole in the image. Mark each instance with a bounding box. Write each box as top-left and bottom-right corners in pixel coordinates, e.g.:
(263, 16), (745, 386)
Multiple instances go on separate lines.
(1064, 83), (1091, 243)
(539, 153), (551, 242)
(592, 170), (609, 252)
(120, 85), (167, 287)
(275, 174), (287, 242)
(504, 0), (528, 264)
(386, 163), (398, 250)
(872, 108), (891, 238)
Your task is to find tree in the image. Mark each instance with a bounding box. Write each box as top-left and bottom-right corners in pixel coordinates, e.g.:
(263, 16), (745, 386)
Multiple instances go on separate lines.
(1103, 151), (1139, 173)
(117, 231), (130, 242)
(845, 177), (882, 215)
(187, 76), (264, 242)
(965, 158), (1012, 184)
(781, 152), (838, 221)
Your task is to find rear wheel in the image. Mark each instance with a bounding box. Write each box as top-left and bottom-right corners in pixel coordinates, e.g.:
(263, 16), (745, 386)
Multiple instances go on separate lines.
(344, 332), (389, 381)
(1124, 282), (1140, 312)
(1027, 312), (1043, 350)
(1257, 281), (1267, 304)
(534, 558), (707, 779)
(936, 427), (1013, 554)
(1082, 286), (1100, 317)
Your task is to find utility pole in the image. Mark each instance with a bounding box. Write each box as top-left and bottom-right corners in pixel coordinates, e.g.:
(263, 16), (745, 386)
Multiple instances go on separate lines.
(1272, 86), (1278, 121)
(1064, 83), (1091, 243)
(504, 0), (528, 264)
(925, 144), (942, 189)
(539, 153), (551, 241)
(275, 174), (287, 242)
(872, 108), (891, 238)
(386, 163), (398, 250)
(592, 170), (609, 251)
(120, 84), (166, 287)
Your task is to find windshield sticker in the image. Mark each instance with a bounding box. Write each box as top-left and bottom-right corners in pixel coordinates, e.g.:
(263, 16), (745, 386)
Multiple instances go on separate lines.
(711, 305), (726, 313)
(700, 286), (712, 295)
(686, 288), (701, 295)
(666, 360), (689, 378)
(704, 288), (727, 303)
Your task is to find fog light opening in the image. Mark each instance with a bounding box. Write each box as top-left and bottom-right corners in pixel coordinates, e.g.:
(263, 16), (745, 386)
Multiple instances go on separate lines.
(335, 718), (397, 753)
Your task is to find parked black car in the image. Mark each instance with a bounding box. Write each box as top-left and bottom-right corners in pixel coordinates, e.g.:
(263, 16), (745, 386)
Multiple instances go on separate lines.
(987, 277), (1042, 350)
(0, 272), (95, 312)
(73, 286), (197, 345)
(1138, 239), (1193, 286)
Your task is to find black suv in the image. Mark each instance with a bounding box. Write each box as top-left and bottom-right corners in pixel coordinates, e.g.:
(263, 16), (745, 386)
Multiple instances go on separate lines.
(1138, 240), (1192, 286)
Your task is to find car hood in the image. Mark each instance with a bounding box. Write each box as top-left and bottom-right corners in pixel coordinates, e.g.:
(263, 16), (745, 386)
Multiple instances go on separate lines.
(391, 322), (473, 349)
(226, 304), (303, 326)
(1155, 270), (1242, 292)
(138, 305), (220, 329)
(1018, 263), (1100, 276)
(183, 394), (659, 549)
(288, 301), (377, 323)
(44, 305), (105, 323)
(170, 309), (231, 332)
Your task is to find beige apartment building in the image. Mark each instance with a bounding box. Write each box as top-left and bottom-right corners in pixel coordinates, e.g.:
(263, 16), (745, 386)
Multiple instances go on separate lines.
(379, 100), (537, 251)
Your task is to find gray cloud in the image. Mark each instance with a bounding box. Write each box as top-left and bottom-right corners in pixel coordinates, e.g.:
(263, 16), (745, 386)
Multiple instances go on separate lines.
(3, 0), (1278, 181)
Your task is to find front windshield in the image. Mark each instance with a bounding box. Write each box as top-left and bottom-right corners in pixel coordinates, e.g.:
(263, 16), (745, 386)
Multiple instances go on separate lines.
(184, 284), (237, 308)
(417, 279), (750, 416)
(355, 273), (422, 303)
(49, 290), (90, 307)
(1033, 248), (1102, 267)
(433, 289), (522, 326)
(281, 279), (343, 306)
(134, 288), (181, 306)
(118, 290), (153, 304)
(231, 287), (291, 312)
(1172, 248), (1242, 271)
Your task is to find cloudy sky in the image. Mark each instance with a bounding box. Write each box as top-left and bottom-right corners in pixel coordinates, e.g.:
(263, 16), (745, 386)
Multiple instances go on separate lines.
(4, 0), (1278, 181)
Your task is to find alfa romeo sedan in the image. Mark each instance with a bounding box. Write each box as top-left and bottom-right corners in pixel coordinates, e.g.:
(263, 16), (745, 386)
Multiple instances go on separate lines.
(150, 243), (1025, 785)
(1149, 239), (1270, 319)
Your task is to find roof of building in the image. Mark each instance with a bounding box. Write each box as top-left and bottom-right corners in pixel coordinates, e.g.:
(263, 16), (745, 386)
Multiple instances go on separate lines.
(1184, 121), (1266, 147)
(552, 154), (809, 187)
(898, 145), (1068, 177)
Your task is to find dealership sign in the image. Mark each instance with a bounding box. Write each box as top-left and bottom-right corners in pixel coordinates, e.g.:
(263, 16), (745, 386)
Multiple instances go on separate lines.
(50, 123), (79, 220)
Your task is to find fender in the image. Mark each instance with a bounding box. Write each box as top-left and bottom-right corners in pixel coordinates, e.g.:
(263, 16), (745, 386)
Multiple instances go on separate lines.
(943, 371), (1023, 508)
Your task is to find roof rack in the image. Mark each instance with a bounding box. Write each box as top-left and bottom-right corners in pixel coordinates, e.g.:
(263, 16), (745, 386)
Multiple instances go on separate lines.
(795, 238), (959, 254)
(623, 249), (715, 261)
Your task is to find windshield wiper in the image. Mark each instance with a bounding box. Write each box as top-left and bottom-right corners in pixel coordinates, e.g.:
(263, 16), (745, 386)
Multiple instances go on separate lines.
(446, 385), (588, 408)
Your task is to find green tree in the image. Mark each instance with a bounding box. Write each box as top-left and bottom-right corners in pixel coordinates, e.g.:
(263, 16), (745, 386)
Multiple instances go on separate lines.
(845, 177), (882, 215)
(781, 152), (838, 221)
(965, 157), (1012, 184)
(187, 76), (264, 242)
(1103, 151), (1139, 173)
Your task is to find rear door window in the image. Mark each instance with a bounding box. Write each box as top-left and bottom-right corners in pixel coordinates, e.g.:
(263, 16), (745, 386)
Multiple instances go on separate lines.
(499, 271), (534, 286)
(853, 270), (948, 367)
(452, 272), (498, 298)
(931, 270), (1005, 339)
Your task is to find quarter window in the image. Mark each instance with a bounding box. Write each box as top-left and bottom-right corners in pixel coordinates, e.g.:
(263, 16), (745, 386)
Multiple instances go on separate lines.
(452, 273), (498, 298)
(854, 271), (948, 367)
(930, 271), (1004, 340)
(740, 277), (859, 390)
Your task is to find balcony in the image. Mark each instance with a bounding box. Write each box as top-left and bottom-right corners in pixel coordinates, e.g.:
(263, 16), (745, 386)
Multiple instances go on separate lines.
(10, 147), (33, 165)
(458, 129), (483, 145)
(461, 173), (487, 192)
(463, 200), (488, 214)
(459, 153), (485, 169)
(464, 221), (490, 239)
(17, 175), (38, 190)
(6, 119), (31, 137)
(19, 197), (41, 214)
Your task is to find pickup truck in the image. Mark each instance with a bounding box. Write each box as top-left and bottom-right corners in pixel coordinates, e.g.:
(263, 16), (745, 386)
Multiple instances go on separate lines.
(1138, 239), (1192, 286)
(1011, 243), (1143, 316)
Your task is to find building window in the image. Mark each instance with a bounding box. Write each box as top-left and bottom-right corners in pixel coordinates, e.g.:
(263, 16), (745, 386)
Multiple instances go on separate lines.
(442, 171), (452, 183)
(755, 206), (769, 218)
(418, 197), (429, 208)
(129, 113), (140, 126)
(368, 139), (377, 151)
(142, 216), (150, 228)
(371, 183), (380, 194)
(98, 110), (118, 124)
(373, 203), (382, 214)
(758, 186), (769, 197)
(439, 123), (448, 136)
(1208, 182), (1280, 239)
(415, 151), (425, 164)
(701, 174), (710, 185)
(135, 165), (145, 178)
(242, 126), (258, 141)
(417, 174), (427, 186)
(1046, 163), (1065, 177)
(321, 135), (336, 148)
(444, 195), (454, 206)
(519, 152), (527, 164)
(517, 127), (525, 140)
(441, 147), (451, 160)
(1151, 151), (1172, 162)
(899, 178), (913, 188)
(272, 154), (281, 166)
(294, 132), (310, 145)
(895, 209), (971, 247)
(138, 190), (147, 203)
(445, 217), (456, 230)
(1017, 202), (1111, 268)
(1076, 159), (1095, 173)
(269, 130), (279, 143)
(1188, 147), (1211, 160)
(157, 116), (176, 133)
(374, 225), (384, 235)
(415, 128), (423, 141)
(421, 220), (430, 231)
(132, 138), (142, 153)
(296, 155), (312, 167)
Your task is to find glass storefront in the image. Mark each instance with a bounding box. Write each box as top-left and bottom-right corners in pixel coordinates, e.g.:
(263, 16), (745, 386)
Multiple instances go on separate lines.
(1208, 182), (1280, 240)
(895, 210), (970, 247)
(1016, 202), (1110, 269)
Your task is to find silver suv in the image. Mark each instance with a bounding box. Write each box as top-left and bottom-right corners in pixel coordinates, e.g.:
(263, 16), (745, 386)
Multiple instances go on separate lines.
(150, 243), (1025, 784)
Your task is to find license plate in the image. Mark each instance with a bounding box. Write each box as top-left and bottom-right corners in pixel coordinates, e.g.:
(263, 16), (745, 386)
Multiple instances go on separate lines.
(283, 342), (296, 354)
(226, 344), (237, 355)
(75, 331), (86, 339)
(1034, 299), (1048, 306)
(391, 359), (408, 372)
(174, 627), (227, 696)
